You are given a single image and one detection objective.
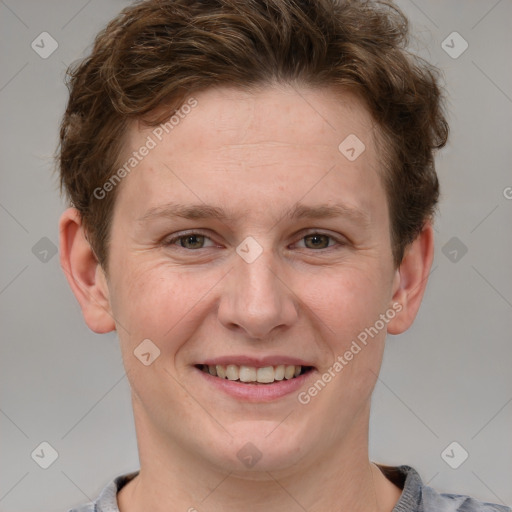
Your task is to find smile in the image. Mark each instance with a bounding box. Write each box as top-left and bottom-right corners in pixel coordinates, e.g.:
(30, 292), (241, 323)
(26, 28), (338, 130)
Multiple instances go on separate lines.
(196, 364), (314, 384)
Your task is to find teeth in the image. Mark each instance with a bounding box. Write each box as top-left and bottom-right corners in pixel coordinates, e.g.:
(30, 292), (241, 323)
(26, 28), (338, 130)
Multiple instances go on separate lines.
(226, 364), (239, 381)
(256, 366), (275, 383)
(239, 365), (257, 382)
(274, 365), (285, 380)
(284, 365), (295, 379)
(201, 363), (307, 383)
(216, 365), (226, 379)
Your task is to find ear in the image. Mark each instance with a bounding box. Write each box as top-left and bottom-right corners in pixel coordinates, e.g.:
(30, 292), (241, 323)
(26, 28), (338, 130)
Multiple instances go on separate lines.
(387, 222), (434, 335)
(59, 207), (116, 334)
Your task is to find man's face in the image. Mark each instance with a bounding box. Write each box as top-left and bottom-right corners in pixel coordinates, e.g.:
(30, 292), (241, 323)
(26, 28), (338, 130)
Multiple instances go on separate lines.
(105, 85), (399, 472)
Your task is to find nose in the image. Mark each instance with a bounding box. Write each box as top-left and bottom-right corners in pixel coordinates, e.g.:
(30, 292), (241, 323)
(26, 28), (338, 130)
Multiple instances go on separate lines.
(217, 250), (299, 339)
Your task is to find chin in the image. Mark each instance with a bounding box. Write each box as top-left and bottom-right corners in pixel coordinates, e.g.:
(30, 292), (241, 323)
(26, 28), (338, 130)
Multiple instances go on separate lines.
(198, 420), (312, 475)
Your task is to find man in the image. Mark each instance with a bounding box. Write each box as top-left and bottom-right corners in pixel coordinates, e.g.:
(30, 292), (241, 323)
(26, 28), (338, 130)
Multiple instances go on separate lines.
(58, 0), (510, 510)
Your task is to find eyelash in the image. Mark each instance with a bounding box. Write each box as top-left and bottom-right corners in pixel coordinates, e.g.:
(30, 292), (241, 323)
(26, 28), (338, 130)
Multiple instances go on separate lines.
(162, 230), (346, 251)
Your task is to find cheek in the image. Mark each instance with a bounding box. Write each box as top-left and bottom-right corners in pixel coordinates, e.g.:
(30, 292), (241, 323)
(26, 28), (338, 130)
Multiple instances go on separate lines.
(297, 269), (390, 426)
(300, 264), (391, 346)
(109, 259), (221, 354)
(299, 264), (391, 410)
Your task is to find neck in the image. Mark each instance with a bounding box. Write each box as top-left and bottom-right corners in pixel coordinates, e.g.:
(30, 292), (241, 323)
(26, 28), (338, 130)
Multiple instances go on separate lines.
(118, 400), (401, 512)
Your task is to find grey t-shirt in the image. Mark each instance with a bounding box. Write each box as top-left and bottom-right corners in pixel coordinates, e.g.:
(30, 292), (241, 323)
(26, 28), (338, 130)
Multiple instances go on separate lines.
(68, 464), (511, 512)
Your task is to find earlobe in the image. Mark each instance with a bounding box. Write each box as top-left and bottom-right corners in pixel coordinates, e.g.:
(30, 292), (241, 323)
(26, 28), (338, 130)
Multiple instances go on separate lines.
(387, 223), (435, 335)
(59, 207), (116, 334)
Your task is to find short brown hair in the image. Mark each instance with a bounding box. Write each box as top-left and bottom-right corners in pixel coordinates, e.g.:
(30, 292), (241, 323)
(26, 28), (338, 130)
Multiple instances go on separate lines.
(58, 0), (448, 271)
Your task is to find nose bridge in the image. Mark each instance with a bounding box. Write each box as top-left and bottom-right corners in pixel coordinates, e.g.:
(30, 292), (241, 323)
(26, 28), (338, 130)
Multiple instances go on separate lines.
(217, 246), (298, 338)
(241, 252), (280, 305)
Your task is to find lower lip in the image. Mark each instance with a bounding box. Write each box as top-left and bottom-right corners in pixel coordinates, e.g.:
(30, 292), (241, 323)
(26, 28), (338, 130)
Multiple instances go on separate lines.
(195, 367), (316, 402)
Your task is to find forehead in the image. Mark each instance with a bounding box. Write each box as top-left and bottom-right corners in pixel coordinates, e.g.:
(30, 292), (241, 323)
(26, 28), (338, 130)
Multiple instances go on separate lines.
(114, 85), (386, 224)
(135, 85), (376, 156)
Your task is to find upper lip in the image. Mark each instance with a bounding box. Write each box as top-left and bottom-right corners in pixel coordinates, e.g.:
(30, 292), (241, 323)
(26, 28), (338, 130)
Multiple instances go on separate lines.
(197, 355), (315, 368)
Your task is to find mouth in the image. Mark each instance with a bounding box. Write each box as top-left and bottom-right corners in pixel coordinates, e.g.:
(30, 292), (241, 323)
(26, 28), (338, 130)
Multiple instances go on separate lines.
(195, 363), (315, 384)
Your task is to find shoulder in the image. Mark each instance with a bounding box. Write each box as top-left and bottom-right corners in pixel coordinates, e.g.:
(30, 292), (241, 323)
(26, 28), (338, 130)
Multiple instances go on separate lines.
(421, 484), (511, 512)
(66, 471), (139, 512)
(377, 464), (511, 512)
(67, 505), (95, 512)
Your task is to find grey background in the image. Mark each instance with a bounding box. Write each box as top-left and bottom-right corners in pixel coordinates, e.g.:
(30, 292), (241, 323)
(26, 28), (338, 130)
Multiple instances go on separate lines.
(0, 1), (511, 510)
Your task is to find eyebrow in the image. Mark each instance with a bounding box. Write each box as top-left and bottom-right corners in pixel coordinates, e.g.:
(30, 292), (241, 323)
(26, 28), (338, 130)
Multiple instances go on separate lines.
(138, 201), (370, 227)
(286, 203), (370, 227)
(138, 203), (236, 223)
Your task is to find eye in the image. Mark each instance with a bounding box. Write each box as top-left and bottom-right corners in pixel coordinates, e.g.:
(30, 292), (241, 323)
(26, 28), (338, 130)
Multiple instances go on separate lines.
(164, 232), (216, 250)
(294, 232), (342, 250)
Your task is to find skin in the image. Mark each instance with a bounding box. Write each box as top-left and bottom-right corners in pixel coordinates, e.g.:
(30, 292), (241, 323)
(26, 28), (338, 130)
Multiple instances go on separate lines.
(60, 84), (434, 512)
